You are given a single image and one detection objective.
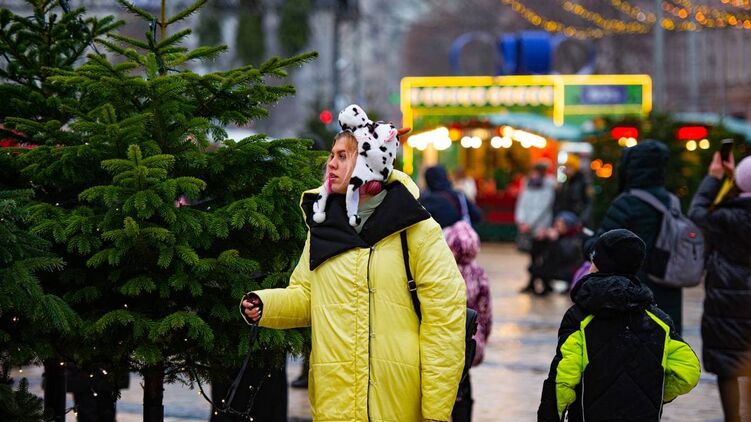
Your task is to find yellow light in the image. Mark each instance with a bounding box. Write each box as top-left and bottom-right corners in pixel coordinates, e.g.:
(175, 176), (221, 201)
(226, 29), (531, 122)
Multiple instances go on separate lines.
(448, 128), (462, 140)
(500, 126), (512, 138)
(686, 140), (697, 151)
(618, 137), (627, 146)
(626, 137), (638, 147)
(699, 139), (710, 149)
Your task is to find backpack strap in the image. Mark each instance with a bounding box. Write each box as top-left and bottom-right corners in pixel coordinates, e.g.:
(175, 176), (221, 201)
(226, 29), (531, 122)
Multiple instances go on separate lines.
(627, 189), (677, 214)
(400, 230), (422, 321)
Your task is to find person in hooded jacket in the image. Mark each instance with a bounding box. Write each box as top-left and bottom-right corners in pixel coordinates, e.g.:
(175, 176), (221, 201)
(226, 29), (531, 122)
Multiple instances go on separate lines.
(592, 140), (684, 333)
(240, 129), (466, 422)
(420, 165), (482, 229)
(538, 229), (700, 422)
(688, 152), (751, 422)
(443, 220), (492, 422)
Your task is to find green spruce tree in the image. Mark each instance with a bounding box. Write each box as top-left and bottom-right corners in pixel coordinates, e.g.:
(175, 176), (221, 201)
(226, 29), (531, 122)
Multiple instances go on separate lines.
(0, 2), (119, 419)
(4, 0), (320, 420)
(0, 189), (73, 422)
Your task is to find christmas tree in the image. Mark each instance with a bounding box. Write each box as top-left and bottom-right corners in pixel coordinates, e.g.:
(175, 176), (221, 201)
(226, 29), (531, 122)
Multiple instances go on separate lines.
(0, 1), (119, 419)
(3, 0), (321, 420)
(0, 189), (73, 422)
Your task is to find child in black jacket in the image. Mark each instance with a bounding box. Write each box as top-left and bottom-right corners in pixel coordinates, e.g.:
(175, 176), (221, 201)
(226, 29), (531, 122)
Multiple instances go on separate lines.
(538, 229), (700, 422)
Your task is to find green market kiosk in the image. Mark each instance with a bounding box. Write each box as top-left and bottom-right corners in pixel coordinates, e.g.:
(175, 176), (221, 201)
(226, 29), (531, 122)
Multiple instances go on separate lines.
(399, 74), (652, 239)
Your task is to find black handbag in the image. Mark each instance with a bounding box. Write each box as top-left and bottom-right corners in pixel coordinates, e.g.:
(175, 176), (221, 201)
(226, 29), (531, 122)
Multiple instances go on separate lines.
(399, 231), (478, 383)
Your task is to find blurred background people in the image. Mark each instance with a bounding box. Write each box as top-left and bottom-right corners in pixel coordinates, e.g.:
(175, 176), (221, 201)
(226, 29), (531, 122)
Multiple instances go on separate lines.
(515, 160), (557, 295)
(453, 167), (478, 203)
(421, 165), (482, 229)
(554, 154), (592, 226)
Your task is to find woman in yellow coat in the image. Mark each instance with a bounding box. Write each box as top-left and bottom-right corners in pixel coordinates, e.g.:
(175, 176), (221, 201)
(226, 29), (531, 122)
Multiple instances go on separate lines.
(241, 128), (466, 422)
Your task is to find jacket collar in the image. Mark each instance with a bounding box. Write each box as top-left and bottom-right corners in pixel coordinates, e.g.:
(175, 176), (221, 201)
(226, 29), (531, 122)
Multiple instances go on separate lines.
(300, 171), (431, 270)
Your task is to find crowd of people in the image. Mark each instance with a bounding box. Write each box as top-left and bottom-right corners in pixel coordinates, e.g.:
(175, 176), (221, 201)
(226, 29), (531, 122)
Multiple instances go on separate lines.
(236, 104), (751, 422)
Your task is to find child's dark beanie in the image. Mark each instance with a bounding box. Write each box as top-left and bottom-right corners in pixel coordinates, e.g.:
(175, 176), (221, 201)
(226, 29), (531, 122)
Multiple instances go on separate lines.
(591, 229), (646, 275)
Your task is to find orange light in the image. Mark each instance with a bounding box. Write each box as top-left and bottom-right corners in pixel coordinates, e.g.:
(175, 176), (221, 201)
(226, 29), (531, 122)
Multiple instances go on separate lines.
(591, 159), (603, 170)
(596, 163), (613, 178)
(449, 127), (462, 140)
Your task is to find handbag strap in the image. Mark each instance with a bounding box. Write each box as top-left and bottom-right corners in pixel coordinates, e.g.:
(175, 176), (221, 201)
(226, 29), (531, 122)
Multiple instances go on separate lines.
(400, 230), (422, 321)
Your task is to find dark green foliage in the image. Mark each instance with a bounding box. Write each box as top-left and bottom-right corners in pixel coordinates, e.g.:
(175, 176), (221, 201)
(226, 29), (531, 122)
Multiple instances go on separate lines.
(278, 0), (312, 56)
(0, 0), (122, 129)
(589, 113), (742, 226)
(2, 0), (322, 411)
(0, 189), (74, 422)
(0, 376), (45, 422)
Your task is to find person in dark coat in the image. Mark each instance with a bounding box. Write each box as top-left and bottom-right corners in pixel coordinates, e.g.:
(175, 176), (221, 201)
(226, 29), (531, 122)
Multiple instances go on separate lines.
(538, 229), (700, 422)
(688, 152), (751, 422)
(592, 140), (684, 333)
(420, 165), (482, 228)
(554, 154), (592, 226)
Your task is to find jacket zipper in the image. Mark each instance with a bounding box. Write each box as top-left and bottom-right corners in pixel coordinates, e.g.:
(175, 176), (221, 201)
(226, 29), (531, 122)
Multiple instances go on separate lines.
(366, 245), (374, 421)
(580, 375), (585, 422)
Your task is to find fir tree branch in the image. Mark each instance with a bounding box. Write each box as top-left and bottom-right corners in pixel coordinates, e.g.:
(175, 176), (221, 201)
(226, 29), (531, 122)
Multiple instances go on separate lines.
(166, 0), (208, 25)
(116, 0), (155, 22)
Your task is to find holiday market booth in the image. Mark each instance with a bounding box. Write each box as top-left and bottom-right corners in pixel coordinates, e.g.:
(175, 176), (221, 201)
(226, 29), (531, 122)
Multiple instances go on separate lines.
(399, 74), (652, 240)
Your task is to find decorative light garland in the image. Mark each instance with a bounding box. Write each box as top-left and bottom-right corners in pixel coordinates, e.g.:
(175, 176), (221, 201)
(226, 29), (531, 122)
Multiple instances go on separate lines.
(500, 0), (606, 39)
(560, 0), (650, 33)
(503, 0), (751, 39)
(610, 0), (657, 23)
(665, 0), (751, 29)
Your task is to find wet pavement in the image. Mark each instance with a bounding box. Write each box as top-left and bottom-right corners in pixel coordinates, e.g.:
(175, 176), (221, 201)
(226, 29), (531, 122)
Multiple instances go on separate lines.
(16, 243), (747, 421)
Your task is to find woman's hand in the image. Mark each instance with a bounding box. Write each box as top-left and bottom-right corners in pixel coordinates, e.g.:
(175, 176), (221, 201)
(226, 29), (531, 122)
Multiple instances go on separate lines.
(709, 151), (736, 180)
(241, 294), (263, 323)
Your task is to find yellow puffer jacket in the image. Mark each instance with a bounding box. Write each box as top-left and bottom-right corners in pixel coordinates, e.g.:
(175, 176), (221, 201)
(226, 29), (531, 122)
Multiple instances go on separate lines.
(249, 170), (466, 421)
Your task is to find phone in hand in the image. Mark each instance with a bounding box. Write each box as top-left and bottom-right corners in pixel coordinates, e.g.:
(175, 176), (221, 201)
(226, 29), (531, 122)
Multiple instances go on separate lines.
(720, 138), (734, 162)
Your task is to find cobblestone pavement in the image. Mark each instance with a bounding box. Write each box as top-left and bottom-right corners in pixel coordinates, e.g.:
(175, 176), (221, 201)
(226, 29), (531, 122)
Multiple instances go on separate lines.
(17, 243), (749, 421)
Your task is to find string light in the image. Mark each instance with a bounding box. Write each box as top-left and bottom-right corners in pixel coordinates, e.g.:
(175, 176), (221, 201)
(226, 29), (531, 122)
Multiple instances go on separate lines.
(561, 0), (650, 33)
(500, 0), (606, 39)
(610, 0), (657, 23)
(504, 0), (751, 38)
(666, 0), (751, 29)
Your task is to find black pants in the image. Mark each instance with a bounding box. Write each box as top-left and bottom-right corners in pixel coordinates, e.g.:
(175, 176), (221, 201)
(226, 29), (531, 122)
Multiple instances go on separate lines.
(451, 373), (473, 422)
(718, 376), (751, 422)
(73, 391), (116, 422)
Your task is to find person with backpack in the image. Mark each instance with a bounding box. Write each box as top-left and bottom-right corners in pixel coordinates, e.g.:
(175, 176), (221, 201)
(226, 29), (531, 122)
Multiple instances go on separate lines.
(420, 165), (482, 229)
(688, 152), (751, 422)
(538, 229), (701, 422)
(239, 125), (466, 422)
(592, 140), (689, 333)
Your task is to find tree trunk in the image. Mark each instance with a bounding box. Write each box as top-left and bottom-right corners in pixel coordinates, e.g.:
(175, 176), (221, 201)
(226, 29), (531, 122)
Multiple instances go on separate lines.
(43, 359), (66, 422)
(143, 363), (164, 422)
